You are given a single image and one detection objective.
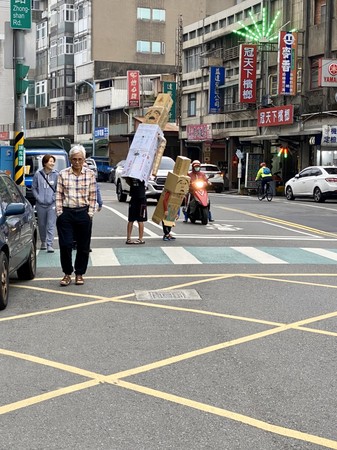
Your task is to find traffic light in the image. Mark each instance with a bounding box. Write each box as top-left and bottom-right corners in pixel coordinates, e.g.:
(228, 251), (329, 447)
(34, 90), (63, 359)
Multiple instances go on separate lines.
(278, 146), (288, 158)
(16, 63), (30, 94)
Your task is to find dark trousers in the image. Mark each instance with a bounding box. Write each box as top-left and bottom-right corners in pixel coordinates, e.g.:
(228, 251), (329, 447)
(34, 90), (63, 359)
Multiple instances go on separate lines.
(56, 207), (92, 276)
(162, 221), (171, 236)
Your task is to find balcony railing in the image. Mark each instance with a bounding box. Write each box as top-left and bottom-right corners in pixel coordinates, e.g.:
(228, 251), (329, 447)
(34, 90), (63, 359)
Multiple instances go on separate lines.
(27, 116), (74, 129)
(223, 102), (253, 112)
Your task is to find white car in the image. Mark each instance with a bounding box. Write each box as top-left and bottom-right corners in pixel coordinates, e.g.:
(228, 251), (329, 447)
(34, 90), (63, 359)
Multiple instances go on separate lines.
(285, 166), (337, 202)
(114, 156), (175, 202)
(85, 158), (98, 179)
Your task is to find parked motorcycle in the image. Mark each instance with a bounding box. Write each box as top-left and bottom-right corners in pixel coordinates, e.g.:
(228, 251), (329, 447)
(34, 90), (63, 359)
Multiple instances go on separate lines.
(185, 179), (210, 225)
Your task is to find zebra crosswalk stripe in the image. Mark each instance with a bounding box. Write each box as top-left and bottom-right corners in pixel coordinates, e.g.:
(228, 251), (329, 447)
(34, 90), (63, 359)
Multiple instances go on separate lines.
(162, 246), (202, 265)
(231, 247), (288, 264)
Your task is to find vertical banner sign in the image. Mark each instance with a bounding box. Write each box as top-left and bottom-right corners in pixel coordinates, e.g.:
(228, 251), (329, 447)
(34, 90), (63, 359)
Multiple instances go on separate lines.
(14, 131), (25, 185)
(239, 44), (257, 103)
(127, 70), (140, 107)
(278, 31), (298, 95)
(162, 81), (177, 122)
(208, 66), (225, 114)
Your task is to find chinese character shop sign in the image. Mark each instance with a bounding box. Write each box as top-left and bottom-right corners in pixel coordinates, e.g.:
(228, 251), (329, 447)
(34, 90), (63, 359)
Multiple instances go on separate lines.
(278, 31), (298, 95)
(322, 125), (337, 146)
(127, 70), (140, 107)
(209, 66), (225, 114)
(239, 44), (257, 103)
(186, 124), (212, 141)
(257, 105), (294, 127)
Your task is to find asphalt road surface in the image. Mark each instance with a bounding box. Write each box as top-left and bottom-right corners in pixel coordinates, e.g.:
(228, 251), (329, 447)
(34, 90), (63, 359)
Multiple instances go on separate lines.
(1, 184), (337, 449)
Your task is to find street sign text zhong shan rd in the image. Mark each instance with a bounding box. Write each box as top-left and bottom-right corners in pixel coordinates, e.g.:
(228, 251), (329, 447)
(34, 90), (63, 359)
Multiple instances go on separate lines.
(10, 0), (31, 30)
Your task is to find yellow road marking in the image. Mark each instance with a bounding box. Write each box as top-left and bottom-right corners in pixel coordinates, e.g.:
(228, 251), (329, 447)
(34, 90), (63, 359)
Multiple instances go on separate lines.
(3, 273), (337, 446)
(1, 303), (337, 446)
(116, 380), (337, 450)
(245, 274), (337, 289)
(218, 206), (337, 238)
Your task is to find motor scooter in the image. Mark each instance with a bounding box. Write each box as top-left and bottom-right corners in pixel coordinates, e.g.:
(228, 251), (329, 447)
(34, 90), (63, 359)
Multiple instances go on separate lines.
(185, 179), (210, 225)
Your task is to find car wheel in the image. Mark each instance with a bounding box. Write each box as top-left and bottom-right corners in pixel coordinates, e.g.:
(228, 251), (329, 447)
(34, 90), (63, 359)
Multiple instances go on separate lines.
(116, 181), (127, 202)
(313, 187), (325, 203)
(215, 186), (223, 193)
(17, 239), (37, 280)
(0, 252), (9, 310)
(285, 186), (295, 200)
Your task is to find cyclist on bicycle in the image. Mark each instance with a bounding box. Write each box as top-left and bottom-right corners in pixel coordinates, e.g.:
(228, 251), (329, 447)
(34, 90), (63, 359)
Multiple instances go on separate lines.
(255, 162), (273, 195)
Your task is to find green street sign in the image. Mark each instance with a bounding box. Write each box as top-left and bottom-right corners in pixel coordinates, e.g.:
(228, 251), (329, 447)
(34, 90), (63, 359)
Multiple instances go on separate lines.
(17, 145), (24, 166)
(10, 0), (31, 30)
(162, 81), (177, 123)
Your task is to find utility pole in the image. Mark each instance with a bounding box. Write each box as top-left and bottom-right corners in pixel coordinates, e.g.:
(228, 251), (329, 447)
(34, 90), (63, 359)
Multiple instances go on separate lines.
(11, 0), (31, 190)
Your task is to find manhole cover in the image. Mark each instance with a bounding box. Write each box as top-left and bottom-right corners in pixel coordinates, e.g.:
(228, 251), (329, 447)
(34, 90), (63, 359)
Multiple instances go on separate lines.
(135, 289), (201, 301)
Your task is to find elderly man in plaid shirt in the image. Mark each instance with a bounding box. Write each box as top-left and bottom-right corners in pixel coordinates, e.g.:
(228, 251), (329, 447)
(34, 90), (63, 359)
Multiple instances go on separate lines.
(56, 144), (97, 287)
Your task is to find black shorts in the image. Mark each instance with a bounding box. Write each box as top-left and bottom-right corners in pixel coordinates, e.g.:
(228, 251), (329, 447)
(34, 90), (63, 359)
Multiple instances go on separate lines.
(128, 197), (147, 222)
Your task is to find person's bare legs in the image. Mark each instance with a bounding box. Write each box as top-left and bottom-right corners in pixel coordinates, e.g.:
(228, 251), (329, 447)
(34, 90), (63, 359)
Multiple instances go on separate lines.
(138, 222), (144, 241)
(127, 221), (133, 241)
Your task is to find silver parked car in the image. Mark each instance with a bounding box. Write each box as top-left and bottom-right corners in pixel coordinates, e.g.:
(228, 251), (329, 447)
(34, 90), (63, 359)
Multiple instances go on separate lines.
(285, 166), (337, 202)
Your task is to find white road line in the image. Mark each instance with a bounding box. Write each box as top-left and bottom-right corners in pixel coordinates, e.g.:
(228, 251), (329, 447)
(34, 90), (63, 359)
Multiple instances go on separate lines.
(261, 221), (319, 237)
(161, 246), (202, 264)
(90, 248), (120, 266)
(231, 246), (288, 264)
(103, 205), (160, 237)
(302, 247), (337, 261)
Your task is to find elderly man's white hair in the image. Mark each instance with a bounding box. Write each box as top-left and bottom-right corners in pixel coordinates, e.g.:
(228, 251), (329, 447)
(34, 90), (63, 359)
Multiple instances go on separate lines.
(69, 144), (86, 159)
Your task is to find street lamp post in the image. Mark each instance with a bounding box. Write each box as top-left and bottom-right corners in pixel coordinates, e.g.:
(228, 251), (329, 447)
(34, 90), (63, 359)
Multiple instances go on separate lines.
(68, 79), (96, 156)
(79, 80), (96, 157)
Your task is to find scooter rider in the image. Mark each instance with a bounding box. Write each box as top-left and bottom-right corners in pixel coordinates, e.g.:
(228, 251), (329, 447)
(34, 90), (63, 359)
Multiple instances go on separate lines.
(184, 160), (214, 222)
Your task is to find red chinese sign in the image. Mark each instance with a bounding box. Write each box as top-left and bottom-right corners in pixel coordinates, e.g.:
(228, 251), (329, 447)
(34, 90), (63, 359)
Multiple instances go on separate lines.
(127, 70), (140, 107)
(0, 132), (9, 140)
(239, 44), (257, 103)
(257, 105), (294, 127)
(186, 124), (212, 141)
(278, 31), (298, 95)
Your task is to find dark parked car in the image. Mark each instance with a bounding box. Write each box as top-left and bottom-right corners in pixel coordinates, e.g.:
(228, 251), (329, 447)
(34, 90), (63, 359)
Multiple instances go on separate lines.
(0, 173), (37, 310)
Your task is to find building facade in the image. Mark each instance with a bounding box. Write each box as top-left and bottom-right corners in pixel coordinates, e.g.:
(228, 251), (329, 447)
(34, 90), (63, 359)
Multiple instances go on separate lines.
(0, 0), (229, 153)
(179, 0), (337, 188)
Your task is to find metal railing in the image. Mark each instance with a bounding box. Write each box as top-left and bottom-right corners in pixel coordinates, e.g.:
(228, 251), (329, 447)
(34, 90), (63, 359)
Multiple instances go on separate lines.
(27, 116), (74, 129)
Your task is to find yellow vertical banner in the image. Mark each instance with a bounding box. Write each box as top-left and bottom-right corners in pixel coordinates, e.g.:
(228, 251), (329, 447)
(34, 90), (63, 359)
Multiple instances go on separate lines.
(14, 131), (25, 185)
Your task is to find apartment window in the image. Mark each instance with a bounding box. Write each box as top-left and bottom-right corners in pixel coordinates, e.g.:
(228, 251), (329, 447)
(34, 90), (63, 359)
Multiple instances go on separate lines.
(32, 0), (40, 10)
(58, 36), (73, 55)
(310, 56), (320, 89)
(137, 7), (151, 20)
(188, 93), (196, 116)
(36, 22), (46, 40)
(74, 36), (87, 53)
(314, 0), (326, 25)
(50, 39), (57, 58)
(76, 2), (88, 20)
(60, 4), (75, 22)
(185, 47), (201, 72)
(77, 114), (91, 135)
(151, 42), (161, 54)
(152, 9), (165, 22)
(137, 40), (150, 52)
(35, 80), (48, 108)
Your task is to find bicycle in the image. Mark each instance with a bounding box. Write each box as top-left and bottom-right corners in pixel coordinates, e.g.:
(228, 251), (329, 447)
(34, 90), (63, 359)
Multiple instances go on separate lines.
(257, 181), (273, 201)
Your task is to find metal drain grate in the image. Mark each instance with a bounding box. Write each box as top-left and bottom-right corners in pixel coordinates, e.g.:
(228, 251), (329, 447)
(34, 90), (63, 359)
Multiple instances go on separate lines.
(135, 289), (201, 301)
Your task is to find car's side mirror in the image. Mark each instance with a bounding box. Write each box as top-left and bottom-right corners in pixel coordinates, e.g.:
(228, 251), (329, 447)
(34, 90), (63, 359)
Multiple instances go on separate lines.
(4, 203), (25, 216)
(295, 174), (300, 179)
